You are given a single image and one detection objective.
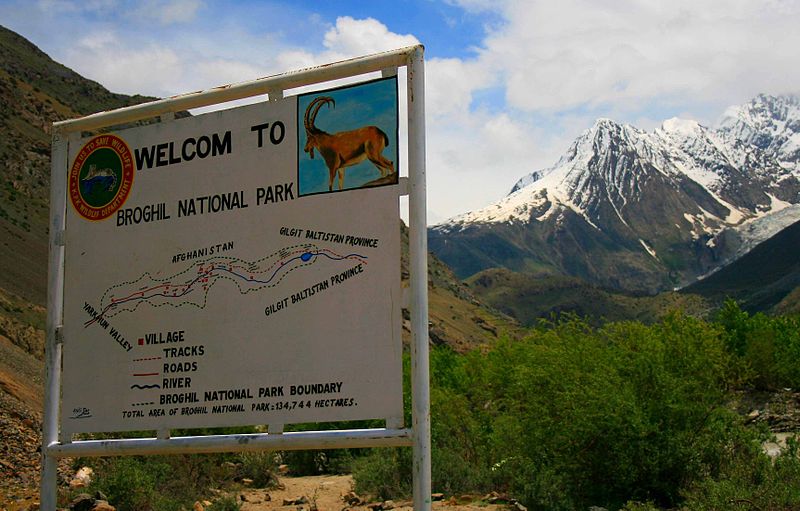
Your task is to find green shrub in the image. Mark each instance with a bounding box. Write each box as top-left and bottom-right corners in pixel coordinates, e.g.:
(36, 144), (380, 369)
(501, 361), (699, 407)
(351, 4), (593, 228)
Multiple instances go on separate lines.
(207, 495), (242, 511)
(351, 447), (412, 500)
(80, 454), (232, 511)
(280, 448), (355, 475)
(682, 436), (800, 510)
(621, 501), (660, 511)
(353, 314), (773, 510)
(84, 457), (172, 511)
(484, 315), (741, 508)
(238, 451), (279, 487)
(717, 300), (800, 389)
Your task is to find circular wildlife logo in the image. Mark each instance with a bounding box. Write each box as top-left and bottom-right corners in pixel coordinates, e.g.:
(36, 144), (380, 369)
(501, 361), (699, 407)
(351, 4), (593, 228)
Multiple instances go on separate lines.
(68, 134), (134, 221)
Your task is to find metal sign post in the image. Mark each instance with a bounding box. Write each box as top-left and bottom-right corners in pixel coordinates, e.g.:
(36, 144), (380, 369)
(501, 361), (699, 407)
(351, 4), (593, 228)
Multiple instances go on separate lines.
(407, 47), (432, 511)
(42, 45), (429, 510)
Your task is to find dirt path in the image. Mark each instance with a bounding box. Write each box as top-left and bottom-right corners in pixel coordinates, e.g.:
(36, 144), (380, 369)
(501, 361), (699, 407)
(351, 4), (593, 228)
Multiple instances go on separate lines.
(235, 474), (511, 511)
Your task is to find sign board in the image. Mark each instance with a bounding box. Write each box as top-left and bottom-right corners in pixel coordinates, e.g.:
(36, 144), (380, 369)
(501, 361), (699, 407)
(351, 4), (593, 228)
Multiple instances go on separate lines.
(61, 77), (403, 434)
(43, 47), (429, 511)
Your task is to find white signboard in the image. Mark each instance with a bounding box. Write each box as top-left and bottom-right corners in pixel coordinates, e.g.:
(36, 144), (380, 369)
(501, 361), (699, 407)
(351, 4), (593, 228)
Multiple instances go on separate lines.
(61, 77), (402, 434)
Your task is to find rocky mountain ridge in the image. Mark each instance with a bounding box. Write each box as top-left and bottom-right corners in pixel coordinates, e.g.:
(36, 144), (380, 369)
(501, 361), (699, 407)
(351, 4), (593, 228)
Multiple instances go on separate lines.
(430, 94), (800, 293)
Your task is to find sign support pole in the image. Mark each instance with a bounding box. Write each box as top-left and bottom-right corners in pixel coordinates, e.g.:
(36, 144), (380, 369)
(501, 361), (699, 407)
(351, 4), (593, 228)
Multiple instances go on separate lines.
(408, 46), (432, 511)
(42, 129), (69, 510)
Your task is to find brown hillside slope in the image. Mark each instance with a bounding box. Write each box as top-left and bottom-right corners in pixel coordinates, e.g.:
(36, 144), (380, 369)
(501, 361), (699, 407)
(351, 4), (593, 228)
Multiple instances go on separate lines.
(0, 333), (49, 507)
(0, 24), (158, 306)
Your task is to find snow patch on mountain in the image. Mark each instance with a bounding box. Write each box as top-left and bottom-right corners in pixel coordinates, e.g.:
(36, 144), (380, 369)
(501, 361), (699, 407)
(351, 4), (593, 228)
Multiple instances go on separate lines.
(639, 239), (657, 259)
(683, 207), (724, 240)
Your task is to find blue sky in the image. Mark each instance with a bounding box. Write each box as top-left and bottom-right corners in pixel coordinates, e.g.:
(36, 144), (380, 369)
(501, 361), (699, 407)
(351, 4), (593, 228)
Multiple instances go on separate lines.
(2, 0), (799, 223)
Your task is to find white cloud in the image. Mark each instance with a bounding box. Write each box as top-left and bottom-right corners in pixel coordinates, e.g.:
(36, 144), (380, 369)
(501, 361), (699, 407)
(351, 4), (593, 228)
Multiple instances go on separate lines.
(426, 108), (546, 219)
(322, 16), (420, 57)
(426, 57), (495, 118)
(476, 0), (800, 113)
(190, 58), (266, 88)
(274, 50), (319, 74)
(64, 31), (183, 96)
(71, 30), (116, 51)
(36, 0), (117, 14)
(129, 0), (203, 25)
(274, 16), (421, 73)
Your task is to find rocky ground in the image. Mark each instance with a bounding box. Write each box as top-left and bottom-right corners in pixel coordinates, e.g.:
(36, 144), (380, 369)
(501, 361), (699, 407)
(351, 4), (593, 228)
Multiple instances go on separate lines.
(0, 388), (42, 511)
(0, 334), (70, 511)
(735, 388), (800, 433)
(215, 474), (515, 511)
(0, 332), (44, 510)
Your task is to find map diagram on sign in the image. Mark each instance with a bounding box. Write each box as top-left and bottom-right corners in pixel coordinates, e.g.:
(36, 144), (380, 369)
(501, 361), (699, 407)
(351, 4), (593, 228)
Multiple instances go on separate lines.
(84, 243), (368, 327)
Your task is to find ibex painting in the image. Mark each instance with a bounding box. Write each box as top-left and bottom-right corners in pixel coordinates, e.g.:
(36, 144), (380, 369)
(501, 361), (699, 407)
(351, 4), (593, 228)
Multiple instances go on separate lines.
(303, 96), (395, 192)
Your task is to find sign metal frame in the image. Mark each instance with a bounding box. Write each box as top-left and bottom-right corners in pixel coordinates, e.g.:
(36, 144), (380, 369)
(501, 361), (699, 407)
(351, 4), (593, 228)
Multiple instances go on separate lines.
(42, 45), (430, 510)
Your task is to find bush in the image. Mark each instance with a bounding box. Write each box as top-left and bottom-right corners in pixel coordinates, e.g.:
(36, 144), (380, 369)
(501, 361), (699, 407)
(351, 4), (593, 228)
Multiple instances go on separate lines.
(278, 419), (382, 476)
(207, 495), (242, 511)
(280, 448), (355, 475)
(717, 300), (800, 389)
(682, 436), (800, 510)
(85, 457), (167, 511)
(238, 452), (279, 488)
(479, 315), (741, 509)
(354, 313), (774, 510)
(78, 454), (233, 511)
(351, 447), (412, 501)
(621, 501), (660, 511)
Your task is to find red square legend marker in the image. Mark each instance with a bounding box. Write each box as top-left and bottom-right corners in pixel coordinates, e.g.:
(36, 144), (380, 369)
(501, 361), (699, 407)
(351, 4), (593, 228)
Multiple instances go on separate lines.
(138, 338), (144, 346)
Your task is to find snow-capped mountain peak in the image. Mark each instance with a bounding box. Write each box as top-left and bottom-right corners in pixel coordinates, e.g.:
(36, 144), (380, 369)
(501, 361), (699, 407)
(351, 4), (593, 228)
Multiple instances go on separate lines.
(717, 94), (800, 169)
(440, 95), (800, 231)
(430, 94), (800, 293)
(508, 119), (643, 197)
(659, 117), (703, 138)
